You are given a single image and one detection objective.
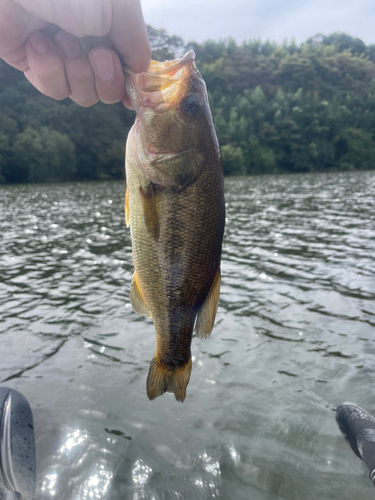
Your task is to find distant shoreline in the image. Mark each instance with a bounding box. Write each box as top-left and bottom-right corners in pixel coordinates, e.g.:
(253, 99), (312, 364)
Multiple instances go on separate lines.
(1, 167), (373, 188)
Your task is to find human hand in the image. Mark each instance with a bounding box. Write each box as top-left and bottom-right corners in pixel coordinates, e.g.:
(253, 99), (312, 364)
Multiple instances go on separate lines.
(0, 0), (151, 107)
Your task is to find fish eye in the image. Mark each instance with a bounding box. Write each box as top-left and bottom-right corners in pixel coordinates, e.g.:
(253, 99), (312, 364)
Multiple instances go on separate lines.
(181, 94), (201, 117)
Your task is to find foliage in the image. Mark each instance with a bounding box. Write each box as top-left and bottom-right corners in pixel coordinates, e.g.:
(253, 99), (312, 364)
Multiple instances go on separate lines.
(1, 28), (375, 182)
(0, 59), (135, 183)
(147, 25), (184, 61)
(11, 127), (76, 183)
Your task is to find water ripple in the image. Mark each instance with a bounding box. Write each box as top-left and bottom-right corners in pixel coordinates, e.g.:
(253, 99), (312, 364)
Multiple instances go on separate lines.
(1, 172), (375, 499)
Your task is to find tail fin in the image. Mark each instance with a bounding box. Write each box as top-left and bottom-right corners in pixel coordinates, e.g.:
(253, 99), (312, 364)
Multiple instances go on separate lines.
(147, 356), (192, 403)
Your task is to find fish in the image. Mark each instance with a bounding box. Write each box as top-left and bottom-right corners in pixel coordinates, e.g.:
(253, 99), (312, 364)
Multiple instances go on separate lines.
(124, 51), (225, 402)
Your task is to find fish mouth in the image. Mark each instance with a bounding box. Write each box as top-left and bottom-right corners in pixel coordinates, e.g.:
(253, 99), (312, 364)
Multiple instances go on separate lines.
(124, 51), (198, 111)
(138, 51), (195, 81)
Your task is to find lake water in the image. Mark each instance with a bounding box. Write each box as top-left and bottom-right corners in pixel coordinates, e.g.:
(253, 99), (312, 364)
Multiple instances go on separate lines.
(1, 171), (375, 500)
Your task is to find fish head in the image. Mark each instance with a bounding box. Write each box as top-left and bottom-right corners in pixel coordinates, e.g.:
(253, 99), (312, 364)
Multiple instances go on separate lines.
(125, 51), (218, 183)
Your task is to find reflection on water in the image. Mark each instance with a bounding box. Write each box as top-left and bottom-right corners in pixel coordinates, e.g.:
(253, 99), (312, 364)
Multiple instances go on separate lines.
(1, 171), (375, 499)
(132, 460), (152, 500)
(40, 427), (114, 499)
(132, 459), (152, 485)
(41, 473), (58, 496)
(59, 430), (88, 454)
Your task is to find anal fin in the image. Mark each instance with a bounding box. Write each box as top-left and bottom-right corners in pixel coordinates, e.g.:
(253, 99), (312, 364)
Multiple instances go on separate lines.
(195, 266), (221, 339)
(147, 356), (192, 403)
(130, 271), (152, 318)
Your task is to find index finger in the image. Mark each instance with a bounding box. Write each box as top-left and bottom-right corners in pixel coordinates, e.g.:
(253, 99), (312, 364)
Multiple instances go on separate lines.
(110, 0), (150, 74)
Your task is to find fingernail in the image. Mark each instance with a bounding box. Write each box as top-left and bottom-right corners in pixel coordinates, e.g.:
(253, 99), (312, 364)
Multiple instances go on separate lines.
(90, 49), (114, 81)
(55, 31), (81, 59)
(29, 31), (48, 54)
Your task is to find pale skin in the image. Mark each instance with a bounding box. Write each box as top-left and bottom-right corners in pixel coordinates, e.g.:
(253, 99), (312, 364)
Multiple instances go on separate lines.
(0, 0), (151, 107)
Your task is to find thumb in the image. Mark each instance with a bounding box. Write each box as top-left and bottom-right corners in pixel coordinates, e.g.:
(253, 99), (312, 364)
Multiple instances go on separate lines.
(12, 0), (112, 38)
(110, 0), (151, 73)
(0, 0), (46, 64)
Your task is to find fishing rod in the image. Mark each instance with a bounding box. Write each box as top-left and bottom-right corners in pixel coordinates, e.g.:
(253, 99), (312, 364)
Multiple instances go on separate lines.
(0, 388), (36, 500)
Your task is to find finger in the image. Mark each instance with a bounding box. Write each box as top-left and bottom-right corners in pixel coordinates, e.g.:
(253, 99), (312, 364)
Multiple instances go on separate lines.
(24, 31), (70, 100)
(54, 30), (98, 107)
(111, 0), (151, 73)
(13, 0), (112, 38)
(81, 34), (114, 52)
(2, 43), (29, 71)
(89, 46), (125, 104)
(10, 0), (150, 74)
(0, 0), (46, 69)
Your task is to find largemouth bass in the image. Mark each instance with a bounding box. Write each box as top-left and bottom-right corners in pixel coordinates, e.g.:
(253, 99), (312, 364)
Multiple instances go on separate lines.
(124, 51), (225, 402)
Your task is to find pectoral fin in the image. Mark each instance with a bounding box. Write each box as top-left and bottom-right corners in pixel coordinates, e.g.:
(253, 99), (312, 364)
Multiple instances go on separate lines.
(125, 185), (130, 227)
(130, 271), (152, 318)
(195, 266), (221, 339)
(140, 183), (159, 241)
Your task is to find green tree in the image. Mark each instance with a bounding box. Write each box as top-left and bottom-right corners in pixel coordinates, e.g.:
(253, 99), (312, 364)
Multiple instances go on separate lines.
(11, 127), (76, 183)
(2, 29), (375, 182)
(147, 25), (184, 61)
(335, 128), (375, 170)
(221, 144), (247, 175)
(0, 132), (9, 183)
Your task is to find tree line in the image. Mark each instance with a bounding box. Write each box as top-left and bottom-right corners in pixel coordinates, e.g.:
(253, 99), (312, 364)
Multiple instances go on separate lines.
(1, 28), (375, 183)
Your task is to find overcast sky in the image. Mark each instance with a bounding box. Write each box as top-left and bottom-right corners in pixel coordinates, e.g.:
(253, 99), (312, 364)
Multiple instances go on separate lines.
(141, 0), (375, 46)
